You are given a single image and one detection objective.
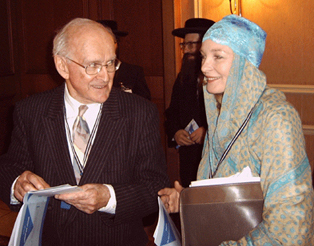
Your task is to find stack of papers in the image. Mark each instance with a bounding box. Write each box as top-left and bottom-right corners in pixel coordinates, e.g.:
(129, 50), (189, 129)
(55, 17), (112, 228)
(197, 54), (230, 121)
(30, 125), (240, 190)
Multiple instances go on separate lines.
(190, 166), (260, 187)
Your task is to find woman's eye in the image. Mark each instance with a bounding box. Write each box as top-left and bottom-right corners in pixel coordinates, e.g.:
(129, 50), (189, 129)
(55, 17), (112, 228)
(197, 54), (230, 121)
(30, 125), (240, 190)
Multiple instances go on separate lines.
(215, 55), (223, 60)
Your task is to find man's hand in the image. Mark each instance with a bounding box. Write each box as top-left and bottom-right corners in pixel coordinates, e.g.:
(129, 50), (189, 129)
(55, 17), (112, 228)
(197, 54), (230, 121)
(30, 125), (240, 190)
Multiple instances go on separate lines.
(55, 184), (111, 214)
(190, 126), (206, 144)
(174, 129), (194, 146)
(158, 181), (183, 213)
(14, 171), (50, 202)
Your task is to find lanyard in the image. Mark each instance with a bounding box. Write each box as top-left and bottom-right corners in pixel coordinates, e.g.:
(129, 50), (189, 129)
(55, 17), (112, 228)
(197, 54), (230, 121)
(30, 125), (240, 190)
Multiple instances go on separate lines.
(64, 104), (103, 175)
(209, 106), (255, 179)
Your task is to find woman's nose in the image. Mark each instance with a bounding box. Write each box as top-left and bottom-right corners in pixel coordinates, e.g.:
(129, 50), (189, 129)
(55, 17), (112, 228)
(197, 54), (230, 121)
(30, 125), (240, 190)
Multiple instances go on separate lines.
(201, 58), (213, 74)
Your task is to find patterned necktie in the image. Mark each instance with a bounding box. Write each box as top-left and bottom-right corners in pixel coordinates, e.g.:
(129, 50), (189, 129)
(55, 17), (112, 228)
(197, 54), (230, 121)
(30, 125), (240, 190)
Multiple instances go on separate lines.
(70, 105), (90, 184)
(73, 105), (90, 157)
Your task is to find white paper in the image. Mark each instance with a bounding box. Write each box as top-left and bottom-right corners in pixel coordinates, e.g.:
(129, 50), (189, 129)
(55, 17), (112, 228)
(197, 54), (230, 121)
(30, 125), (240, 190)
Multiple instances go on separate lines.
(190, 166), (260, 187)
(9, 184), (81, 246)
(153, 197), (181, 246)
(184, 119), (199, 135)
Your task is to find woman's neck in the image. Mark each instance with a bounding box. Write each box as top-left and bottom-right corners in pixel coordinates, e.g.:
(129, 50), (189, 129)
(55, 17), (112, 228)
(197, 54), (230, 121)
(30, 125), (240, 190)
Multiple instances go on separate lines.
(215, 94), (223, 110)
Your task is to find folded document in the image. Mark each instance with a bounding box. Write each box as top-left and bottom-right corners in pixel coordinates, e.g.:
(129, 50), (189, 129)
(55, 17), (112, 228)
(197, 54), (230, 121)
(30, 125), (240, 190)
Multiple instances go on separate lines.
(153, 197), (181, 246)
(9, 185), (81, 246)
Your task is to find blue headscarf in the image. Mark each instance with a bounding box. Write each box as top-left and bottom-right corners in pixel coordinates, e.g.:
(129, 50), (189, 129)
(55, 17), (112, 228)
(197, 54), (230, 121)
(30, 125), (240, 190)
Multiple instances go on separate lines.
(202, 15), (266, 67)
(198, 15), (268, 179)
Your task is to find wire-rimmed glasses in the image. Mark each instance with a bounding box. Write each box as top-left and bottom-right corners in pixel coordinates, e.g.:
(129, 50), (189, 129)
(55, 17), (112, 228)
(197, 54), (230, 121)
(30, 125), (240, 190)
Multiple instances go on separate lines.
(66, 57), (121, 75)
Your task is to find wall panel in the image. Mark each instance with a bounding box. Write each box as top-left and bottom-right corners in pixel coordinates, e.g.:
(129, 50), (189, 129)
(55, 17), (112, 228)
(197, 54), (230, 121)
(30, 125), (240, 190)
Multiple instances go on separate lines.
(113, 0), (163, 76)
(0, 0), (14, 77)
(0, 0), (114, 156)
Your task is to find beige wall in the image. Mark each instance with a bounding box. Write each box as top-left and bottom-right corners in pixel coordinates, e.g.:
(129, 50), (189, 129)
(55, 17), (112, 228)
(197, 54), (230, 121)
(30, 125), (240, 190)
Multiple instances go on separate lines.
(200, 0), (314, 85)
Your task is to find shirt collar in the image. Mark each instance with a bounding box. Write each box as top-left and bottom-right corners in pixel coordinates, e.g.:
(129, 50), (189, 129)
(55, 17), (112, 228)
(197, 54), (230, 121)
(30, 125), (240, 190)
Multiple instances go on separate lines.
(64, 84), (101, 119)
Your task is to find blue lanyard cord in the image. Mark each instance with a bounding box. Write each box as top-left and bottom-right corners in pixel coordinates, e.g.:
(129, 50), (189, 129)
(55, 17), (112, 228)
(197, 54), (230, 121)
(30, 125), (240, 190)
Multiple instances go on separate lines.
(209, 106), (255, 179)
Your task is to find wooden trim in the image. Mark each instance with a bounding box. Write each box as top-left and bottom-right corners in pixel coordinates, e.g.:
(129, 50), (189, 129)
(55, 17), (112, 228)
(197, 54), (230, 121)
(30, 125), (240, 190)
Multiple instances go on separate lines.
(303, 125), (314, 136)
(268, 84), (314, 94)
(194, 0), (202, 17)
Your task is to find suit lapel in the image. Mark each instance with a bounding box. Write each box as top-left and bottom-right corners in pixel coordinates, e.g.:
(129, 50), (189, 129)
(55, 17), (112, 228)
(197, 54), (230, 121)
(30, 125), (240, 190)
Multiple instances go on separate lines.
(42, 85), (77, 185)
(80, 89), (126, 184)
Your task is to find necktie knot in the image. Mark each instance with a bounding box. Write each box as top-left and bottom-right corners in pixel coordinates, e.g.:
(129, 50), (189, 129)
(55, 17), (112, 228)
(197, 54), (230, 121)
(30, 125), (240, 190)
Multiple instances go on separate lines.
(78, 105), (88, 117)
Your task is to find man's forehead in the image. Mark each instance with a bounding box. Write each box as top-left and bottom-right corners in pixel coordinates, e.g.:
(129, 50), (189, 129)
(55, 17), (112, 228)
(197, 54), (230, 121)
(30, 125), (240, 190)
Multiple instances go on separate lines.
(69, 27), (115, 54)
(70, 25), (111, 42)
(184, 33), (200, 41)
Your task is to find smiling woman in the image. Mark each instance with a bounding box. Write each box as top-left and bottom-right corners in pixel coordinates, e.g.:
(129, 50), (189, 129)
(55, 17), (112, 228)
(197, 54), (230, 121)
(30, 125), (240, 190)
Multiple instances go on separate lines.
(159, 14), (314, 246)
(196, 14), (314, 245)
(200, 40), (234, 95)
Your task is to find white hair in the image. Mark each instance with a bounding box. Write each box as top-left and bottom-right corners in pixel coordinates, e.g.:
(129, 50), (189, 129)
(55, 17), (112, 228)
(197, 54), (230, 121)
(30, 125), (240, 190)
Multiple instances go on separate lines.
(52, 18), (115, 57)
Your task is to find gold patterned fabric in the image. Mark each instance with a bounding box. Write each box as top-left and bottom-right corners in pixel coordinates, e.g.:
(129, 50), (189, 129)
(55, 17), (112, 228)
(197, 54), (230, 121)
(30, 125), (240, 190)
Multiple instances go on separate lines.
(197, 54), (314, 245)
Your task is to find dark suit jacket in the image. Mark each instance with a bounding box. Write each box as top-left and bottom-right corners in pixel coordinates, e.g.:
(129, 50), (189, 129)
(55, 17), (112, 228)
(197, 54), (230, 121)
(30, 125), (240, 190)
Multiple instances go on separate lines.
(0, 85), (169, 246)
(114, 62), (151, 100)
(165, 72), (207, 148)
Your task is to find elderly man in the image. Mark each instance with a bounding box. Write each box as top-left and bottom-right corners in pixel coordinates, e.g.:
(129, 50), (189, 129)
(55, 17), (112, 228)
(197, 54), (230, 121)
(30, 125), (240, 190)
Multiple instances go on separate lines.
(0, 18), (168, 246)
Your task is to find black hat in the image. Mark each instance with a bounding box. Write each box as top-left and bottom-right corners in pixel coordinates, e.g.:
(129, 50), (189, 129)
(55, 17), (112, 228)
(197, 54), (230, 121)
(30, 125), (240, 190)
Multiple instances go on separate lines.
(97, 20), (129, 37)
(172, 18), (215, 38)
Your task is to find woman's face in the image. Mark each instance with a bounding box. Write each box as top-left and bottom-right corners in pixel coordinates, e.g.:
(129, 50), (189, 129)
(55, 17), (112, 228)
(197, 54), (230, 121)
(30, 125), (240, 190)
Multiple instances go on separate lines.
(200, 39), (234, 94)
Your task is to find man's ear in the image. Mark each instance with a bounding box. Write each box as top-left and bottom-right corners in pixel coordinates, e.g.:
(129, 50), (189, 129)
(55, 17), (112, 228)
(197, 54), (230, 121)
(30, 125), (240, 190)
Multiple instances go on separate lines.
(54, 55), (69, 80)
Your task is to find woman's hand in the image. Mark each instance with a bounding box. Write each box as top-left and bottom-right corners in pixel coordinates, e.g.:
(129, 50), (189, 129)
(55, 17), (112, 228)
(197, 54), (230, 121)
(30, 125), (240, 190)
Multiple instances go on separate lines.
(158, 181), (184, 213)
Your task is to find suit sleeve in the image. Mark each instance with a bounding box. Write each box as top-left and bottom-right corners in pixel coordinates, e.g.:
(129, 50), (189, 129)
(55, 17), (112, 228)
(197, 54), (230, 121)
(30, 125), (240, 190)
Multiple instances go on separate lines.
(0, 102), (34, 209)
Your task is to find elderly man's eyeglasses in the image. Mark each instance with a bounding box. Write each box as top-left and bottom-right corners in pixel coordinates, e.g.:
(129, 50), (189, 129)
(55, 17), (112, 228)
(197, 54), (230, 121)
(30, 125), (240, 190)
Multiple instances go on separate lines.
(179, 41), (201, 50)
(65, 57), (121, 75)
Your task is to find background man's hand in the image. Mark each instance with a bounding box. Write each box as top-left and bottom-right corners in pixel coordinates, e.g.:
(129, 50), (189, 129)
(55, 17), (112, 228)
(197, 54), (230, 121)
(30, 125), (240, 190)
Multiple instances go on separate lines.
(55, 184), (111, 214)
(190, 126), (206, 144)
(14, 170), (50, 202)
(174, 129), (194, 146)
